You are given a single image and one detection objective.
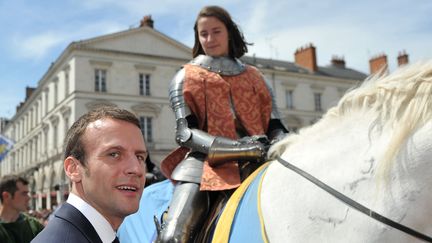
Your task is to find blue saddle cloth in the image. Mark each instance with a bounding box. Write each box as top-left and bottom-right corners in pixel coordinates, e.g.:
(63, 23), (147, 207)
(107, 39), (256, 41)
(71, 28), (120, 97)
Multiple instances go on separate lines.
(228, 167), (267, 242)
(212, 163), (269, 243)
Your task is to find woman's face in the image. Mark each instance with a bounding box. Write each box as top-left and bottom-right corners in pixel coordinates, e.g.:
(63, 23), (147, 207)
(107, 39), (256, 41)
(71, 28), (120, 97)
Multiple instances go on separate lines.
(197, 16), (229, 57)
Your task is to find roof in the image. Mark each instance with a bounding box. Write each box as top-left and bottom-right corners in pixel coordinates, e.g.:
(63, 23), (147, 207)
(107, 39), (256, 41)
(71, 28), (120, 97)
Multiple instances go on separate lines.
(241, 56), (368, 80)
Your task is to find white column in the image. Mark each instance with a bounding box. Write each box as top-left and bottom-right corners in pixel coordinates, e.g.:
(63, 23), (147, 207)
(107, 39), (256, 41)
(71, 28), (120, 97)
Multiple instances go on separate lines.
(37, 193), (43, 210)
(56, 191), (62, 206)
(46, 190), (52, 210)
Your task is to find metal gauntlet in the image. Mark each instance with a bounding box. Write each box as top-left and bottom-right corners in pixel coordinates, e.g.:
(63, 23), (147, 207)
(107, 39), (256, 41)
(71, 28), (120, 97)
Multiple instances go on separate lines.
(207, 137), (266, 166)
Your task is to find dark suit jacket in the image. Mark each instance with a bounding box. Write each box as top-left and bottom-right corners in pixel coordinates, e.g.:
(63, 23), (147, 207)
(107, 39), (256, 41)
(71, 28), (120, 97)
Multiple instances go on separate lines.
(31, 203), (103, 243)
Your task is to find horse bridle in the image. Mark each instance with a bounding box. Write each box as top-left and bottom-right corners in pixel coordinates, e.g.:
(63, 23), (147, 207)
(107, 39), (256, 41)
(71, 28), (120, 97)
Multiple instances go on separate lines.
(276, 156), (432, 242)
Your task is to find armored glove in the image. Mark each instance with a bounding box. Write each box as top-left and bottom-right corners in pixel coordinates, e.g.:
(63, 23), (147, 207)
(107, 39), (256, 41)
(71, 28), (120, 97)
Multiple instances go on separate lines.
(207, 136), (267, 166)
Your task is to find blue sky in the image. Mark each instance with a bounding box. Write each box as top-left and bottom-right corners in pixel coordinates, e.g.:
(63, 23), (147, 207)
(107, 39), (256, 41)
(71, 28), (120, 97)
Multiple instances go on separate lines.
(1, 0), (431, 119)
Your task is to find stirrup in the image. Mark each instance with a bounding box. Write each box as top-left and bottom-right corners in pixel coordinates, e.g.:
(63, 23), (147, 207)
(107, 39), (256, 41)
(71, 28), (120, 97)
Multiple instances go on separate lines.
(153, 209), (169, 242)
(154, 215), (162, 235)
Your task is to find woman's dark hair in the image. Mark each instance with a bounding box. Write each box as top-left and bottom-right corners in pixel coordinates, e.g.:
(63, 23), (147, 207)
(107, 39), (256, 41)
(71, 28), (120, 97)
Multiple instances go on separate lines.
(192, 5), (251, 58)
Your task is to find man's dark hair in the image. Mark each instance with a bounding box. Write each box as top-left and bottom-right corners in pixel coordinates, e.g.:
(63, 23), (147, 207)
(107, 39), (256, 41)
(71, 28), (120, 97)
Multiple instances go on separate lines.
(0, 174), (29, 202)
(63, 105), (141, 166)
(192, 5), (252, 59)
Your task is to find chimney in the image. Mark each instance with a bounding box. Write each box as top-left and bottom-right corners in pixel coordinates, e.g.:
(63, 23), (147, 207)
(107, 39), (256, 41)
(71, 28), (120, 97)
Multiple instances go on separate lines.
(369, 54), (388, 75)
(294, 43), (318, 72)
(397, 50), (409, 67)
(25, 86), (36, 101)
(331, 55), (345, 68)
(16, 102), (24, 112)
(140, 15), (154, 28)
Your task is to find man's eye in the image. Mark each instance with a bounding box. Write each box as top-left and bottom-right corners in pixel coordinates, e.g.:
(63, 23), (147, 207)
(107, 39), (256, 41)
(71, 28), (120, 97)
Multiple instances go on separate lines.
(137, 155), (146, 162)
(109, 152), (120, 158)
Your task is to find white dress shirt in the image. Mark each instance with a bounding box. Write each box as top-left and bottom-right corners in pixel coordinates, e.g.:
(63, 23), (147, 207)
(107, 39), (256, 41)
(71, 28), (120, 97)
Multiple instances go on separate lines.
(67, 193), (117, 243)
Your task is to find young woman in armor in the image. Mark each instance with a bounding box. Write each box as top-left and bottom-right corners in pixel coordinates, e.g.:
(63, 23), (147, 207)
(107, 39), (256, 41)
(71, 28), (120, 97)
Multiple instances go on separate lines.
(157, 5), (288, 242)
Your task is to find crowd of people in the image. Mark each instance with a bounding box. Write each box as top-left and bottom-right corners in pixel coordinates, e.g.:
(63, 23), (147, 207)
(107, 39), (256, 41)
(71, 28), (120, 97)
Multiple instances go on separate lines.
(28, 208), (53, 226)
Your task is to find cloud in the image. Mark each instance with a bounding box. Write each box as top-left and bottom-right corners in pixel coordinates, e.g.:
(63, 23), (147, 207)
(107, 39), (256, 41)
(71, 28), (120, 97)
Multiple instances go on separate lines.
(11, 32), (66, 60)
(9, 20), (126, 61)
(73, 21), (126, 40)
(81, 0), (203, 15)
(233, 0), (432, 73)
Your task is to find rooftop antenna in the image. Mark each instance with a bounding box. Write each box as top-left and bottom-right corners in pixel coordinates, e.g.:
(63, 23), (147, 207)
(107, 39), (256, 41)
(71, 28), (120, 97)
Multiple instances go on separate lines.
(265, 36), (276, 59)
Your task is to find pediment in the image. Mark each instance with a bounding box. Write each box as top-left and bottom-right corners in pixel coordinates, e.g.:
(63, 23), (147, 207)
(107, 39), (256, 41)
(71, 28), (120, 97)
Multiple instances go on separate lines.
(78, 26), (191, 59)
(85, 100), (116, 110)
(131, 103), (162, 116)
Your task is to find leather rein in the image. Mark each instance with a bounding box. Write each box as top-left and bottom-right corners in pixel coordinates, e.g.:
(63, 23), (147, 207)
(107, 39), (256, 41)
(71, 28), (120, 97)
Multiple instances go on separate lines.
(276, 156), (432, 242)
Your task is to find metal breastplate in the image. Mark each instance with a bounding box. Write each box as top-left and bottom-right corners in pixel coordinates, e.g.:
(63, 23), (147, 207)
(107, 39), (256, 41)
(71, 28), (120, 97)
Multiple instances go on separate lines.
(189, 55), (246, 76)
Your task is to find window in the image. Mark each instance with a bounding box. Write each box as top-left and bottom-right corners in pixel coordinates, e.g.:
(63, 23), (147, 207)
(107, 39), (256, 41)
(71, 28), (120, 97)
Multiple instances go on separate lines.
(35, 104), (38, 124)
(29, 141), (33, 162)
(285, 90), (294, 109)
(53, 123), (58, 149)
(64, 117), (69, 137)
(54, 81), (58, 105)
(45, 89), (49, 114)
(139, 73), (151, 96)
(139, 116), (153, 143)
(314, 93), (322, 111)
(65, 71), (69, 96)
(95, 69), (107, 92)
(34, 138), (38, 161)
(44, 129), (48, 153)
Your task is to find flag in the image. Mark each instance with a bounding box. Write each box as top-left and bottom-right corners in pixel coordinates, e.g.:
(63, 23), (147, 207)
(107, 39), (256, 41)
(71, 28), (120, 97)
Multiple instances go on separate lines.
(0, 134), (14, 162)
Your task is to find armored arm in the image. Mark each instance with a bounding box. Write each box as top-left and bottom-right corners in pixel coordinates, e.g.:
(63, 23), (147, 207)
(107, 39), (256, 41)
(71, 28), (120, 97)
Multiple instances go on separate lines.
(169, 69), (266, 166)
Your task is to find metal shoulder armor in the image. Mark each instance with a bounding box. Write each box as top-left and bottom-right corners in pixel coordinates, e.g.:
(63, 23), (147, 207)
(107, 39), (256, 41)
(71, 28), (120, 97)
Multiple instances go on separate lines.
(169, 68), (191, 120)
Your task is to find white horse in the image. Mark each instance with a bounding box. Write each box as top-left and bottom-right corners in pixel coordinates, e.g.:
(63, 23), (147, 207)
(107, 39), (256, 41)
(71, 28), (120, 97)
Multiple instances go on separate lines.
(256, 61), (432, 243)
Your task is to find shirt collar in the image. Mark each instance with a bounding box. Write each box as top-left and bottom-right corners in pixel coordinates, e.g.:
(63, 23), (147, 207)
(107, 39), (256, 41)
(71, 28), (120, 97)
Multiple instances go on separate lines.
(67, 193), (117, 243)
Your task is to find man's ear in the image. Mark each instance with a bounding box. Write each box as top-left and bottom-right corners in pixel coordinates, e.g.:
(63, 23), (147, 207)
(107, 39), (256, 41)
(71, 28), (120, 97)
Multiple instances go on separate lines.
(64, 156), (82, 182)
(1, 191), (11, 201)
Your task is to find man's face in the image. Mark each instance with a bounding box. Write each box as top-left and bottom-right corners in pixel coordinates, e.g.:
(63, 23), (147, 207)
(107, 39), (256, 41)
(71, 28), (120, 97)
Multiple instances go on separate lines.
(75, 118), (147, 227)
(11, 182), (30, 212)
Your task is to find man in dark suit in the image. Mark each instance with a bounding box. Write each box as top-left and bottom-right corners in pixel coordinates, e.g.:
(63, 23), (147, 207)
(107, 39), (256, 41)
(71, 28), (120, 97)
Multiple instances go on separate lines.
(32, 106), (148, 243)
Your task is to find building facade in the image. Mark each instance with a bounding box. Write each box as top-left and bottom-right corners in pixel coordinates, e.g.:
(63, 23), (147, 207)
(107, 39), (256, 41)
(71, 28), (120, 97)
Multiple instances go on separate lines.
(0, 17), (367, 210)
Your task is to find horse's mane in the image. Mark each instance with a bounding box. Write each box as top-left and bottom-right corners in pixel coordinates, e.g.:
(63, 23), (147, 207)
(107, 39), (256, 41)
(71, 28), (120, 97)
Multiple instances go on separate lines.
(270, 61), (432, 174)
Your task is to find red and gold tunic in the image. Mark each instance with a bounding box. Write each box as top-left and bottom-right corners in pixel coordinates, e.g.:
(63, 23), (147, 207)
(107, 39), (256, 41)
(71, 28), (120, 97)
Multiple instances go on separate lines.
(161, 64), (272, 191)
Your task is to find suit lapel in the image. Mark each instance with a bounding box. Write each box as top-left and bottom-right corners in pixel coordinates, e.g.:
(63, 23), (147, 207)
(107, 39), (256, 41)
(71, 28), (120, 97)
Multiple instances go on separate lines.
(56, 203), (103, 243)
